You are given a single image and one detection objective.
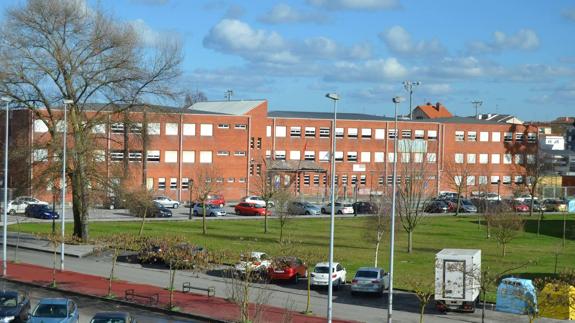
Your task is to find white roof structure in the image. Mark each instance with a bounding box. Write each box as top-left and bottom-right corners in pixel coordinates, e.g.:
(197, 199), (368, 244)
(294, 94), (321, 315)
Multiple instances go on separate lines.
(188, 100), (265, 116)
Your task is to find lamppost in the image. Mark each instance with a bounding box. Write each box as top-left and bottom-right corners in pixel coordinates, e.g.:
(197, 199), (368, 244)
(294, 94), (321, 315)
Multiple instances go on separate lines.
(1, 96), (12, 277)
(388, 95), (403, 323)
(61, 99), (73, 271)
(325, 92), (339, 323)
(188, 179), (194, 220)
(403, 81), (420, 120)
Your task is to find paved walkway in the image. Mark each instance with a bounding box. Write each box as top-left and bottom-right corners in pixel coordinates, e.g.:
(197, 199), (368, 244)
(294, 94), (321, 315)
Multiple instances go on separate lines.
(4, 261), (355, 323)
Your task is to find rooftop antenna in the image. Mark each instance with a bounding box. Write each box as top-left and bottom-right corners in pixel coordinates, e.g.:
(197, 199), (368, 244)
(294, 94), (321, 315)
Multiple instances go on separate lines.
(224, 90), (234, 101)
(471, 100), (483, 118)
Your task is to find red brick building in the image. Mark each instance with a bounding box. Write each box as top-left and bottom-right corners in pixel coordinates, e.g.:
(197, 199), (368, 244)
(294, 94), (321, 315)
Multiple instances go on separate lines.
(2, 100), (538, 203)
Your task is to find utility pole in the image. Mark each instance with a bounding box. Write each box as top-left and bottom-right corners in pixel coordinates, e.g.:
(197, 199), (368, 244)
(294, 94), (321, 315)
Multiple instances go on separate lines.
(224, 90), (234, 101)
(403, 81), (421, 120)
(472, 100), (483, 118)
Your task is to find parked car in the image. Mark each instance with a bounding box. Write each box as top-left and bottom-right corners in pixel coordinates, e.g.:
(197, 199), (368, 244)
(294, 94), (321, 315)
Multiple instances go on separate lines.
(514, 194), (537, 202)
(424, 200), (449, 213)
(0, 290), (30, 322)
(310, 262), (347, 289)
(193, 203), (227, 217)
(484, 193), (502, 201)
(13, 196), (48, 205)
(103, 195), (125, 210)
(352, 201), (378, 214)
(28, 298), (79, 323)
(149, 202), (173, 218)
(320, 202), (354, 215)
(438, 191), (461, 200)
(152, 196), (180, 208)
(287, 201), (320, 215)
(206, 194), (226, 208)
(543, 199), (567, 212)
(511, 201), (529, 213)
(240, 196), (274, 208)
(234, 202), (270, 216)
(24, 204), (59, 219)
(444, 198), (477, 213)
(6, 197), (48, 215)
(524, 199), (546, 212)
(267, 256), (307, 283)
(90, 312), (136, 323)
(350, 267), (389, 296)
(234, 251), (271, 279)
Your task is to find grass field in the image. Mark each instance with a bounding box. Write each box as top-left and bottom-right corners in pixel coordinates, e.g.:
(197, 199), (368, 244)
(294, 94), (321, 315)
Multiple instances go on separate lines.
(13, 213), (575, 299)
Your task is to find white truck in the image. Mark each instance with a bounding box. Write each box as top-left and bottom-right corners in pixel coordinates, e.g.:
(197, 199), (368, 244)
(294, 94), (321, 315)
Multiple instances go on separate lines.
(435, 249), (481, 313)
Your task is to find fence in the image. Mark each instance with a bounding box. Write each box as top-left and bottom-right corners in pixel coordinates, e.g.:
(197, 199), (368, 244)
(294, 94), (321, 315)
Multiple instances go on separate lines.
(540, 186), (575, 199)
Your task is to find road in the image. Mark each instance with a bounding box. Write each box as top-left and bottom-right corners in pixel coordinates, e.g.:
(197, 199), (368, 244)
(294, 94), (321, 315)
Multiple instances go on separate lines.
(0, 279), (204, 323)
(5, 246), (563, 323)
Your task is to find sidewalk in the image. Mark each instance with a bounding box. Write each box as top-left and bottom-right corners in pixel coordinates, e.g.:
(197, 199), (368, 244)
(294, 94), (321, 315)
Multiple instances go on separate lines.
(4, 261), (355, 323)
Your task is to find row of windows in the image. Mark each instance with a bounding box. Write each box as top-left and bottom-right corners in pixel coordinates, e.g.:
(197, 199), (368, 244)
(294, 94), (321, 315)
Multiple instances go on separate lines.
(33, 120), (247, 137)
(267, 126), (438, 140)
(148, 176), (246, 190)
(267, 150), (438, 163)
(454, 131), (537, 143)
(453, 175), (530, 185)
(454, 153), (536, 165)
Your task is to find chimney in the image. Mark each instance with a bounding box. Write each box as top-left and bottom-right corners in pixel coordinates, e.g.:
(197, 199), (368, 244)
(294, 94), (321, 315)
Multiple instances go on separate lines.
(435, 102), (441, 111)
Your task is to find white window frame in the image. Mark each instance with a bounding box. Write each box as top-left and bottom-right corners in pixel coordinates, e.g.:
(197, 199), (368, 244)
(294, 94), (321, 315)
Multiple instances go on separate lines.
(455, 131), (465, 141)
(426, 153), (437, 163)
(427, 130), (437, 140)
(479, 154), (489, 164)
(183, 151), (195, 163)
(491, 132), (501, 142)
(165, 151), (178, 163)
(348, 128), (358, 138)
(319, 151), (330, 162)
(374, 152), (385, 163)
(467, 131), (477, 141)
(165, 123), (178, 136)
(305, 127), (316, 137)
(199, 151), (213, 163)
(455, 153), (464, 164)
(503, 154), (512, 164)
(290, 126), (301, 137)
(361, 128), (372, 139)
(289, 151), (301, 160)
(182, 123), (195, 136)
(147, 150), (160, 162)
(375, 129), (385, 140)
(361, 152), (371, 163)
(200, 124), (213, 137)
(467, 153), (476, 164)
(148, 123), (160, 135)
(491, 154), (500, 164)
(34, 120), (49, 133)
(275, 150), (286, 160)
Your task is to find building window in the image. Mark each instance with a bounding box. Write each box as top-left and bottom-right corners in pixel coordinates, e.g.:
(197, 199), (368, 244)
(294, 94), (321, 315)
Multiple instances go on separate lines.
(479, 176), (488, 185)
(289, 151), (300, 160)
(275, 150), (286, 160)
(335, 151), (344, 162)
(341, 175), (348, 185)
(94, 150), (106, 162)
(165, 151), (178, 163)
(304, 151), (315, 161)
(455, 153), (464, 164)
(183, 123), (195, 136)
(503, 154), (512, 164)
(183, 151), (195, 163)
(227, 177), (235, 183)
(491, 176), (500, 184)
(92, 124), (106, 134)
(347, 151), (358, 162)
(426, 153), (436, 163)
(388, 129), (397, 139)
(478, 132), (489, 142)
(455, 131), (465, 141)
(401, 153), (410, 163)
(335, 128), (344, 138)
(275, 126), (286, 137)
(361, 128), (372, 139)
(374, 152), (385, 163)
(414, 152), (423, 163)
(217, 151), (229, 156)
(387, 175), (393, 185)
(166, 123), (178, 136)
(33, 149), (48, 162)
(265, 150), (271, 159)
(319, 127), (330, 138)
(375, 129), (385, 139)
(170, 178), (178, 190)
(238, 177), (246, 183)
(182, 178), (189, 190)
(200, 124), (213, 136)
(129, 123), (142, 134)
(216, 177), (224, 183)
(388, 153), (396, 163)
(313, 175), (320, 186)
(266, 126), (272, 137)
(34, 120), (49, 133)
(414, 130), (424, 139)
(515, 154), (524, 164)
(526, 154), (536, 164)
(303, 175), (310, 186)
(491, 154), (500, 164)
(348, 128), (358, 138)
(527, 133), (537, 143)
(491, 132), (501, 142)
(250, 137), (255, 149)
(361, 152), (370, 163)
(504, 132), (513, 142)
(402, 130), (412, 139)
(111, 123), (124, 133)
(514, 176), (524, 184)
(128, 151), (142, 162)
(235, 124), (247, 130)
(319, 151), (330, 162)
(256, 138), (262, 149)
(199, 151), (212, 163)
(158, 178), (166, 190)
(110, 150), (123, 161)
(428, 130), (437, 140)
(502, 176), (511, 184)
(218, 123), (229, 129)
(147, 150), (160, 162)
(515, 133), (525, 141)
(290, 126), (301, 137)
(256, 164), (261, 176)
(234, 151), (246, 157)
(146, 123), (159, 135)
(467, 131), (477, 141)
(378, 175), (385, 185)
(465, 153), (475, 164)
(305, 127), (316, 137)
(479, 154), (488, 164)
(467, 176), (476, 186)
(454, 176), (462, 186)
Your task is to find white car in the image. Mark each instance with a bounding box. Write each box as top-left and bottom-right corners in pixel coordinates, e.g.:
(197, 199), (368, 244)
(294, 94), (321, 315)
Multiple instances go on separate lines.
(514, 194), (537, 202)
(310, 262), (347, 289)
(240, 196), (274, 208)
(234, 251), (271, 278)
(350, 267), (389, 296)
(153, 196), (180, 208)
(7, 196), (48, 215)
(320, 202), (354, 215)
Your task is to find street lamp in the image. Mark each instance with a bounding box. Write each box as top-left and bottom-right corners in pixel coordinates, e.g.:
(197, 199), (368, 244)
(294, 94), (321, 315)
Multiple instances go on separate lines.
(388, 95), (403, 323)
(61, 99), (73, 271)
(1, 96), (12, 277)
(188, 179), (194, 220)
(403, 81), (420, 120)
(325, 92), (339, 323)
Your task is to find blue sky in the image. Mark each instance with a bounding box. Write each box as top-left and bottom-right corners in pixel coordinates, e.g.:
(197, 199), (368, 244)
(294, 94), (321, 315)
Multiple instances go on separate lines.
(3, 0), (575, 121)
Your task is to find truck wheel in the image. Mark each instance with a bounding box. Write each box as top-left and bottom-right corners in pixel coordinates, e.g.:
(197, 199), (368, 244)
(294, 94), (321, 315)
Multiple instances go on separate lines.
(8, 210), (15, 215)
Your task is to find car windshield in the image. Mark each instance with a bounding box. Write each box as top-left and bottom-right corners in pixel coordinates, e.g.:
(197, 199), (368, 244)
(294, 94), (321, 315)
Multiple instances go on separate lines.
(37, 205), (52, 211)
(303, 203), (314, 207)
(355, 270), (378, 278)
(461, 200), (473, 206)
(33, 303), (67, 317)
(0, 295), (17, 307)
(91, 319), (126, 323)
(314, 266), (332, 273)
(343, 204), (352, 207)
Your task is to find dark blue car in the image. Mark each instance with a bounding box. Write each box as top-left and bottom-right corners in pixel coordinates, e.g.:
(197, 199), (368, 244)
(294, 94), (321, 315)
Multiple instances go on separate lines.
(24, 204), (60, 219)
(0, 290), (30, 322)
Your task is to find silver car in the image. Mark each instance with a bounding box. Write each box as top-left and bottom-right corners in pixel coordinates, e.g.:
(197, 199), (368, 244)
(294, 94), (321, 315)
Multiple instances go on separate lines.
(321, 202), (354, 215)
(193, 204), (226, 217)
(152, 196), (180, 208)
(288, 201), (320, 215)
(350, 267), (389, 296)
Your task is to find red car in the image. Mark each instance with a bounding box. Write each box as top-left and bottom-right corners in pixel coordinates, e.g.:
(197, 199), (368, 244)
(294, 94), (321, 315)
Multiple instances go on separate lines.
(206, 194), (226, 207)
(514, 202), (529, 212)
(268, 256), (307, 283)
(234, 202), (271, 216)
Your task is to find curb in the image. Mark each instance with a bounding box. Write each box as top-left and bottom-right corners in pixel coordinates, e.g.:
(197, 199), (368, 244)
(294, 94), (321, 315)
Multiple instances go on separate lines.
(1, 276), (230, 323)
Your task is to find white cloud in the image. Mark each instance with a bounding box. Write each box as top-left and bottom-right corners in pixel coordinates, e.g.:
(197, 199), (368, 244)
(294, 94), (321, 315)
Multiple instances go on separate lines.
(307, 0), (399, 10)
(562, 8), (575, 21)
(422, 83), (452, 95)
(349, 84), (397, 100)
(259, 3), (327, 24)
(129, 19), (168, 46)
(349, 43), (372, 59)
(324, 58), (408, 82)
(467, 29), (540, 54)
(379, 25), (445, 56)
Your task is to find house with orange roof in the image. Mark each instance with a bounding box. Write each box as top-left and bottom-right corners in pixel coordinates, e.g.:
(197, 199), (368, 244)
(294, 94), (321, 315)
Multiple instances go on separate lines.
(412, 102), (453, 119)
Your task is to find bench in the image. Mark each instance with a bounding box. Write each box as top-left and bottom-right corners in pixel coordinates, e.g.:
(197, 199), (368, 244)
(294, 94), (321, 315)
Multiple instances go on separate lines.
(124, 289), (159, 305)
(182, 282), (215, 297)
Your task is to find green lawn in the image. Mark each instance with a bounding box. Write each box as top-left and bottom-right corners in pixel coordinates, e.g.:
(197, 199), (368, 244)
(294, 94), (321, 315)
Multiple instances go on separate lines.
(13, 214), (575, 299)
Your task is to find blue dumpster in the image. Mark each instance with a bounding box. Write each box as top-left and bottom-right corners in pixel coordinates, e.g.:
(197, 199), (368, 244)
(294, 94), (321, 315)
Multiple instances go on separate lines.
(496, 278), (537, 315)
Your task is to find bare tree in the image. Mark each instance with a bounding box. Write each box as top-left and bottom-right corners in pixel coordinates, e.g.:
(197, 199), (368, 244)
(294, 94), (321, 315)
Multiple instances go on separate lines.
(99, 233), (139, 298)
(272, 185), (294, 244)
(444, 160), (474, 215)
(184, 90), (208, 106)
(364, 197), (392, 267)
(488, 211), (524, 256)
(0, 0), (182, 241)
(123, 188), (155, 236)
(251, 159), (283, 234)
(191, 165), (222, 235)
(407, 277), (434, 323)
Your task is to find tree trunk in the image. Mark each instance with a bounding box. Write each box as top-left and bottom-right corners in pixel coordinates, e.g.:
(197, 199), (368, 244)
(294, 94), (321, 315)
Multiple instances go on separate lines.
(141, 109), (148, 188)
(537, 212), (542, 236)
(374, 238), (381, 267)
(202, 205), (207, 235)
(264, 205), (268, 234)
(502, 243), (506, 257)
(407, 230), (413, 253)
(563, 212), (567, 248)
(305, 271), (312, 314)
(108, 247), (118, 297)
(71, 171), (89, 241)
(529, 196), (534, 217)
(455, 196), (461, 216)
(52, 241), (57, 287)
(138, 207), (148, 236)
(481, 289), (486, 323)
(279, 222), (284, 244)
(169, 265), (176, 309)
(419, 304), (425, 323)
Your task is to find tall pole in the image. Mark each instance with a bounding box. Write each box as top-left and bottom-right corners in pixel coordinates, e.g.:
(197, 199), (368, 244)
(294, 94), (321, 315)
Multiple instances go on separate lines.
(61, 99), (72, 271)
(325, 92), (339, 323)
(2, 97), (12, 277)
(403, 81), (420, 120)
(388, 96), (402, 323)
(472, 100), (483, 118)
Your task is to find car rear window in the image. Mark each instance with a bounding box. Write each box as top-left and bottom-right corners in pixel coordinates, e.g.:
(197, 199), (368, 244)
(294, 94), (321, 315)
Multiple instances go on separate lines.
(355, 270), (378, 278)
(314, 266), (331, 273)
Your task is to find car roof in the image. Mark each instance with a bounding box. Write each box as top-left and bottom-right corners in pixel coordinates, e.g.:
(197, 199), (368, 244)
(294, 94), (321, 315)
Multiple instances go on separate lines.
(356, 267), (383, 272)
(251, 251), (266, 257)
(38, 298), (69, 305)
(315, 262), (340, 267)
(92, 312), (130, 318)
(0, 290), (18, 297)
